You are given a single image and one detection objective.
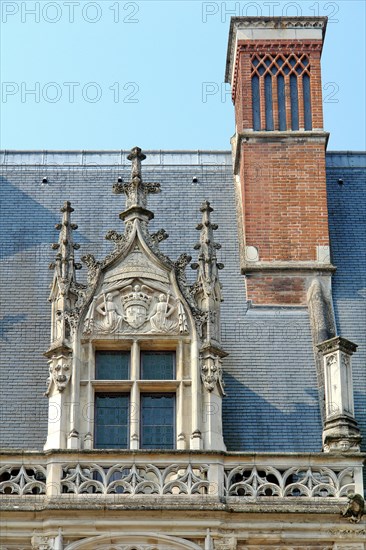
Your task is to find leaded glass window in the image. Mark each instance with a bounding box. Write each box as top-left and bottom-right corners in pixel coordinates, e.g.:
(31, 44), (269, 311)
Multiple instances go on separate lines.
(94, 393), (129, 449)
(140, 394), (175, 449)
(140, 351), (175, 380)
(95, 350), (130, 380)
(93, 349), (177, 450)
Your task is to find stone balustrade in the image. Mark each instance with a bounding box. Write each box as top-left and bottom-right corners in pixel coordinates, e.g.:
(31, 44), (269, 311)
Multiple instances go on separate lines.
(0, 451), (364, 505)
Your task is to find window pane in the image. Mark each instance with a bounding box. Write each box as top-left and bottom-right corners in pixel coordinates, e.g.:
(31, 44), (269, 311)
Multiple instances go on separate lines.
(95, 351), (129, 380)
(141, 351), (175, 380)
(95, 393), (129, 449)
(264, 74), (274, 131)
(303, 73), (312, 130)
(277, 74), (286, 130)
(290, 74), (299, 130)
(252, 75), (261, 130)
(141, 394), (175, 449)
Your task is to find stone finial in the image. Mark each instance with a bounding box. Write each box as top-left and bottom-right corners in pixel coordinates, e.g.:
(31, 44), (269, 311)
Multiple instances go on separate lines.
(191, 202), (227, 402)
(192, 200), (224, 296)
(112, 147), (160, 220)
(49, 201), (81, 296)
(191, 201), (224, 345)
(317, 336), (361, 453)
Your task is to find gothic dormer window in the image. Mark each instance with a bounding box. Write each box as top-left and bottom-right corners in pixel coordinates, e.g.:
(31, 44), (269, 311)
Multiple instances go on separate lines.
(44, 148), (227, 452)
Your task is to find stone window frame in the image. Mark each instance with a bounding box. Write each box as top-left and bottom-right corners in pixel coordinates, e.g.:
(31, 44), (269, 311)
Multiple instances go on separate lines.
(84, 338), (187, 450)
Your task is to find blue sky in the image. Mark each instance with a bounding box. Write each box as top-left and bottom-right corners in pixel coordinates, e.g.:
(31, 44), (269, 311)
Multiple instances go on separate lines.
(1, 0), (365, 150)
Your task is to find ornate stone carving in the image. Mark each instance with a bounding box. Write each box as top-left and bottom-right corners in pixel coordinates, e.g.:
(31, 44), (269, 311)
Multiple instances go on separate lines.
(48, 201), (83, 351)
(61, 462), (209, 495)
(329, 531), (366, 541)
(45, 360), (71, 396)
(122, 284), (152, 329)
(151, 228), (169, 245)
(31, 536), (53, 550)
(112, 147), (160, 210)
(214, 537), (236, 550)
(31, 530), (63, 550)
(341, 493), (365, 523)
(224, 465), (355, 498)
(0, 465), (46, 496)
(83, 280), (187, 336)
(149, 292), (179, 333)
(318, 336), (358, 356)
(318, 337), (361, 453)
(81, 253), (101, 286)
(105, 229), (125, 245)
(200, 352), (225, 394)
(191, 201), (224, 347)
(333, 544), (365, 550)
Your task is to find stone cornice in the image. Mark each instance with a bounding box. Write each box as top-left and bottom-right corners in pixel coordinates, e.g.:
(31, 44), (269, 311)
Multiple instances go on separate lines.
(44, 342), (72, 358)
(317, 336), (358, 355)
(240, 262), (336, 274)
(225, 16), (328, 83)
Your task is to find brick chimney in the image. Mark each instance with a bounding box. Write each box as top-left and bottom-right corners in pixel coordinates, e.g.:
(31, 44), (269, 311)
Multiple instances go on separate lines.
(226, 17), (334, 305)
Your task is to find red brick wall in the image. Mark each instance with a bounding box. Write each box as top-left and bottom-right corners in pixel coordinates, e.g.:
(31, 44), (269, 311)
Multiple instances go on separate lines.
(232, 38), (329, 305)
(246, 274), (307, 305)
(240, 139), (329, 263)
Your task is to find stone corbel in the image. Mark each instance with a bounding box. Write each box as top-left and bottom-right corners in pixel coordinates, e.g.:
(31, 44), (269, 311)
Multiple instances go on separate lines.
(200, 350), (225, 395)
(44, 354), (72, 397)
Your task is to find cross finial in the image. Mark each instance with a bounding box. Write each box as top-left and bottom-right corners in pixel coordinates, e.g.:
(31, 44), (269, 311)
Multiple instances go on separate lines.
(127, 146), (146, 180)
(113, 147), (161, 221)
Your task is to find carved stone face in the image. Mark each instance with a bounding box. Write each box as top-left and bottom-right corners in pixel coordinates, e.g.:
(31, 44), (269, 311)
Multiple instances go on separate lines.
(201, 356), (220, 392)
(52, 363), (71, 392)
(124, 304), (148, 329)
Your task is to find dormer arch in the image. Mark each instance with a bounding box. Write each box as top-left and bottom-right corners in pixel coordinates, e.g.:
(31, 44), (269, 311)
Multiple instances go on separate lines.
(44, 148), (227, 453)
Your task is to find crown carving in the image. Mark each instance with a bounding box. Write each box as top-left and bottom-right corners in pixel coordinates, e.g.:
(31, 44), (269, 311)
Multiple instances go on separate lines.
(121, 285), (151, 309)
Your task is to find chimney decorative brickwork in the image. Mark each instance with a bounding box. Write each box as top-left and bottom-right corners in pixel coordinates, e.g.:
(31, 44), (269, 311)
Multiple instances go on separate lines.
(226, 17), (334, 306)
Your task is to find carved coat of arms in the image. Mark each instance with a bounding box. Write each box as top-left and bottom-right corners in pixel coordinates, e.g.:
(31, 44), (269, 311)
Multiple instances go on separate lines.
(121, 285), (151, 329)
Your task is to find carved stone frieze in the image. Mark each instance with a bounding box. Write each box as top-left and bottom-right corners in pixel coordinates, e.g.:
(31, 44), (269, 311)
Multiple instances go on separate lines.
(333, 544), (366, 549)
(31, 536), (53, 550)
(31, 530), (63, 550)
(239, 547), (332, 550)
(83, 279), (188, 336)
(329, 532), (366, 542)
(214, 537), (237, 550)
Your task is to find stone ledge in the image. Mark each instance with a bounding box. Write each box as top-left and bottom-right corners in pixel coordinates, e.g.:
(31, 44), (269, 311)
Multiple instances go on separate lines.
(0, 494), (351, 514)
(241, 262), (336, 274)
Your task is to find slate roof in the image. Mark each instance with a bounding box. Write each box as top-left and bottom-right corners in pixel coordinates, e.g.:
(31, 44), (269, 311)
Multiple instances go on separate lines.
(0, 150), (365, 451)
